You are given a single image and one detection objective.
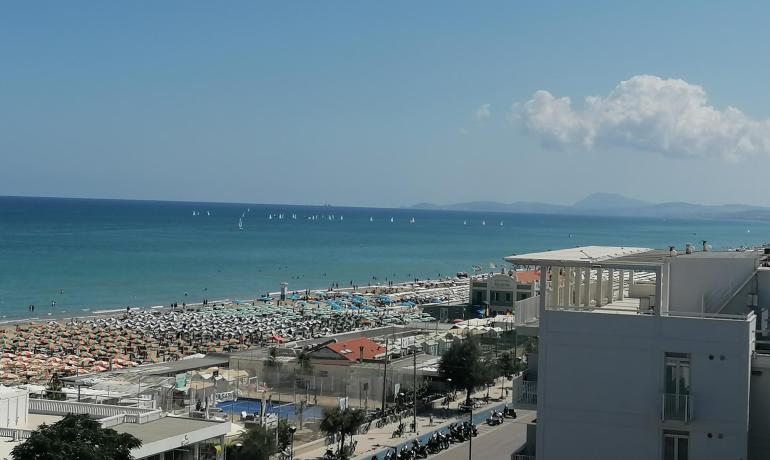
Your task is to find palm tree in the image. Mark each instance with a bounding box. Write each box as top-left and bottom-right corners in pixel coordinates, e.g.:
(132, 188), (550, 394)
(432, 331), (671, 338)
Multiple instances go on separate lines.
(319, 407), (366, 458)
(227, 424), (277, 460)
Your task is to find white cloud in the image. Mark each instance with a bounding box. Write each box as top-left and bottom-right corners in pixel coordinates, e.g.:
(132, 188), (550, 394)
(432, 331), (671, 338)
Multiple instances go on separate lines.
(474, 103), (491, 121)
(517, 75), (770, 161)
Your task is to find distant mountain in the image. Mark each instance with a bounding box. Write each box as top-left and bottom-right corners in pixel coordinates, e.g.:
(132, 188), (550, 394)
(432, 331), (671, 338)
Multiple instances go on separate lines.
(411, 193), (770, 220)
(573, 192), (649, 211)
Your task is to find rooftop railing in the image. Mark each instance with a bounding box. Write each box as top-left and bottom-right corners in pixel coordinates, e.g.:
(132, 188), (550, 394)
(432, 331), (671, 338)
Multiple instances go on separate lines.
(0, 427), (33, 441)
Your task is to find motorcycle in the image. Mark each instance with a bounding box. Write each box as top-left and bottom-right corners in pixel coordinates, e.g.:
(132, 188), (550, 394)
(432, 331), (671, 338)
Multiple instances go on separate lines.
(486, 411), (504, 426)
(503, 406), (517, 418)
(412, 440), (428, 459)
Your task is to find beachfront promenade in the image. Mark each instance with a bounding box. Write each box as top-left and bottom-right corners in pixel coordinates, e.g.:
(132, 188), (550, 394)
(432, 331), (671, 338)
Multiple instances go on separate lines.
(294, 380), (528, 460)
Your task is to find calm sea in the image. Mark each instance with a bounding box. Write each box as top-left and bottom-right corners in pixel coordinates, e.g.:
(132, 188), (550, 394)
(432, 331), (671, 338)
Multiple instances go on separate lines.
(0, 196), (767, 320)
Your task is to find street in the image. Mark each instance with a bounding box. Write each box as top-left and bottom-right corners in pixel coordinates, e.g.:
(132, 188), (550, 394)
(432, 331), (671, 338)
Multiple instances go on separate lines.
(428, 412), (533, 460)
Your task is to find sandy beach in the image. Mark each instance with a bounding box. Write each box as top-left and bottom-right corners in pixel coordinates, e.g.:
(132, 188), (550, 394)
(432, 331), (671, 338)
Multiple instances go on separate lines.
(0, 277), (469, 385)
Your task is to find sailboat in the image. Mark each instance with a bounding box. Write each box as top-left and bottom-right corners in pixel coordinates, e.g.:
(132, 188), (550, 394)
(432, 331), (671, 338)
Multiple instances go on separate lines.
(390, 217), (394, 223)
(207, 211), (210, 216)
(482, 220), (486, 226)
(238, 217), (243, 230)
(500, 221), (503, 226)
(370, 217), (374, 222)
(340, 216), (344, 221)
(463, 220), (467, 225)
(410, 217), (415, 224)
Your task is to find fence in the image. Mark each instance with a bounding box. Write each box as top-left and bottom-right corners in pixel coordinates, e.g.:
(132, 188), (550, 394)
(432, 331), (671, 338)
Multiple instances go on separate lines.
(0, 427), (33, 441)
(29, 399), (158, 418)
(511, 375), (537, 406)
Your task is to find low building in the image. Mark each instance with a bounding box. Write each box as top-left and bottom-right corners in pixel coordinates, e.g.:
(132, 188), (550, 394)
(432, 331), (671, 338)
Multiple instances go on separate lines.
(469, 271), (539, 315)
(309, 337), (386, 364)
(0, 388), (230, 460)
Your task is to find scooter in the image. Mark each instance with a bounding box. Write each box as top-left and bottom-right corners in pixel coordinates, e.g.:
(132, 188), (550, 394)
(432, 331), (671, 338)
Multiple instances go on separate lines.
(486, 411), (504, 426)
(503, 406), (517, 418)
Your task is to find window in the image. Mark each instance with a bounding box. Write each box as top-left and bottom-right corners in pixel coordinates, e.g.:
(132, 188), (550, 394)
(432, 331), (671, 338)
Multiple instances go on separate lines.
(663, 352), (692, 422)
(505, 293), (512, 302)
(663, 430), (689, 460)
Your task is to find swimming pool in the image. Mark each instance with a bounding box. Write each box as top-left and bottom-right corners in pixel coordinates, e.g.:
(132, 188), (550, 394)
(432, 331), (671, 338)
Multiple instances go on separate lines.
(216, 398), (324, 420)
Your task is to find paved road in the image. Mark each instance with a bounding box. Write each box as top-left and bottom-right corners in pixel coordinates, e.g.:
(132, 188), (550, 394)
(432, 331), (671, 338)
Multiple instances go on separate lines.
(429, 416), (532, 460)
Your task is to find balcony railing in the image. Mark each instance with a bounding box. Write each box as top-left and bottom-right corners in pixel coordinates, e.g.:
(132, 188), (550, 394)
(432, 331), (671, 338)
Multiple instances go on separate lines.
(662, 393), (692, 423)
(512, 377), (537, 405)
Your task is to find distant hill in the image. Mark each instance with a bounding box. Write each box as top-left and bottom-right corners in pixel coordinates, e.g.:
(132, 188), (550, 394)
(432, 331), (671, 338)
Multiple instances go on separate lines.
(411, 193), (770, 220)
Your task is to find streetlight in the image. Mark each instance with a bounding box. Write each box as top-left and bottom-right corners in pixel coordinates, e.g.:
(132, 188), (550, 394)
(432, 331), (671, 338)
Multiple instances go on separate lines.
(289, 425), (297, 460)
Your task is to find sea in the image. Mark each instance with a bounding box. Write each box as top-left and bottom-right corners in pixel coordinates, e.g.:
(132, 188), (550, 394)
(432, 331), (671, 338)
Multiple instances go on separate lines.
(0, 196), (767, 321)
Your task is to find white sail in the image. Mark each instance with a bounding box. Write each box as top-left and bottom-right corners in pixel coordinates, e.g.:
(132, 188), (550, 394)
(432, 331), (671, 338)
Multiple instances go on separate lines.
(238, 217), (243, 230)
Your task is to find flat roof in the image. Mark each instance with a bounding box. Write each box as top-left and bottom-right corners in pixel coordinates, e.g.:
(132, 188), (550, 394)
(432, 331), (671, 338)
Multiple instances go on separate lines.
(506, 245), (763, 268)
(113, 416), (226, 444)
(505, 246), (653, 266)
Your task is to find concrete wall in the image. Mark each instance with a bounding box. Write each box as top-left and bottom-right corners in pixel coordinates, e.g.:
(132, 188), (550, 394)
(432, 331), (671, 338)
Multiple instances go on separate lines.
(749, 353), (770, 459)
(537, 309), (754, 460)
(668, 256), (757, 314)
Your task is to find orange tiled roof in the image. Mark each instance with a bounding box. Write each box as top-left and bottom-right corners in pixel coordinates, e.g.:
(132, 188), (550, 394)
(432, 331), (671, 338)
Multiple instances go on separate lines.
(326, 337), (385, 362)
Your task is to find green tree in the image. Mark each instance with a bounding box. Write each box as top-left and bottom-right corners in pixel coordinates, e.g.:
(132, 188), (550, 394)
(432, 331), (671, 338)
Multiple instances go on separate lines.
(226, 424), (277, 460)
(319, 407), (366, 458)
(267, 347), (281, 368)
(11, 413), (141, 460)
(276, 419), (294, 452)
(497, 352), (516, 378)
(439, 338), (495, 405)
(296, 351), (313, 374)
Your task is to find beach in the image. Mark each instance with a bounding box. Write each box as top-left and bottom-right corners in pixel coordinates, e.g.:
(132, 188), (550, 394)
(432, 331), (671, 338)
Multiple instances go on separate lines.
(0, 277), (469, 384)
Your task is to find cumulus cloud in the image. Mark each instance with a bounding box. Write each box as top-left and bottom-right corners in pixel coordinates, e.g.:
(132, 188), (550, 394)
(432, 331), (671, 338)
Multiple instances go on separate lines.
(475, 103), (491, 121)
(517, 75), (770, 160)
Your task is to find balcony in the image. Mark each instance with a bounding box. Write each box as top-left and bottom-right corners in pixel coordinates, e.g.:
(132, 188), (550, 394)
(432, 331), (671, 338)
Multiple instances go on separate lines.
(512, 377), (538, 405)
(661, 393), (693, 423)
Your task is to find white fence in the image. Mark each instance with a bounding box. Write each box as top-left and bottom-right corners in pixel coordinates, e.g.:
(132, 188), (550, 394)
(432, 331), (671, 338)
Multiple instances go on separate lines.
(514, 296), (541, 326)
(30, 399), (157, 418)
(0, 427), (33, 441)
(511, 374), (537, 405)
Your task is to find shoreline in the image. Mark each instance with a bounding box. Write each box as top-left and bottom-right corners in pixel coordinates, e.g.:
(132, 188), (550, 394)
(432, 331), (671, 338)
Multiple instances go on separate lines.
(0, 276), (471, 327)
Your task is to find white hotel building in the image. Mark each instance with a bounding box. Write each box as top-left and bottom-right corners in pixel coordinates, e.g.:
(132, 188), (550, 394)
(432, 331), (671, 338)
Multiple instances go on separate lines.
(506, 245), (770, 460)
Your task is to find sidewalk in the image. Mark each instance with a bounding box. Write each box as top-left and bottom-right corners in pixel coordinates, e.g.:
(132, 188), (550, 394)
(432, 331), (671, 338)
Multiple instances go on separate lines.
(295, 378), (516, 460)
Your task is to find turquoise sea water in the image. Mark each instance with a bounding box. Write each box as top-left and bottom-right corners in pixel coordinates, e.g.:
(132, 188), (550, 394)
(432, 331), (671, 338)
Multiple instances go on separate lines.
(0, 196), (767, 320)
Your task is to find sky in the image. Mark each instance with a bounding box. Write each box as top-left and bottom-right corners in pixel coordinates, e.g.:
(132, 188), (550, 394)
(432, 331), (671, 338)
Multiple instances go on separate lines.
(3, 1), (770, 208)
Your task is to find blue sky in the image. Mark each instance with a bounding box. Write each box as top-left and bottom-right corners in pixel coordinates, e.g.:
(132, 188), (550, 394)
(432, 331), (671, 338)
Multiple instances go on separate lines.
(2, 1), (770, 207)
